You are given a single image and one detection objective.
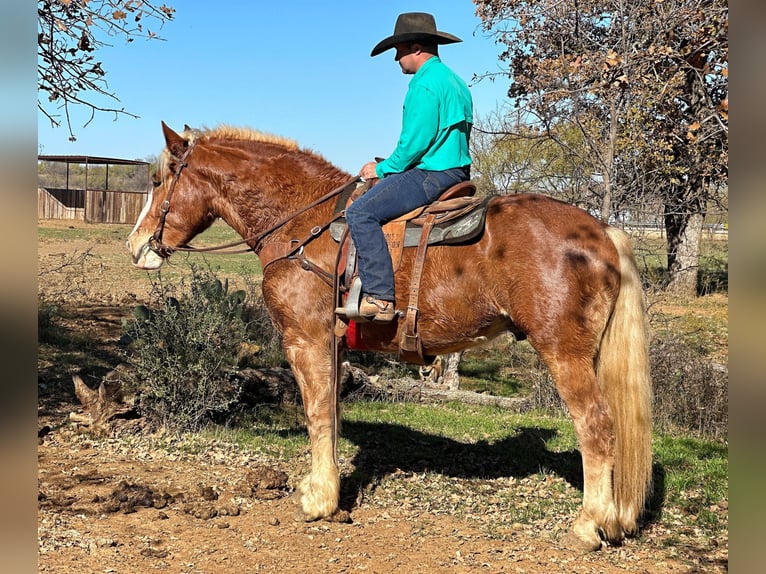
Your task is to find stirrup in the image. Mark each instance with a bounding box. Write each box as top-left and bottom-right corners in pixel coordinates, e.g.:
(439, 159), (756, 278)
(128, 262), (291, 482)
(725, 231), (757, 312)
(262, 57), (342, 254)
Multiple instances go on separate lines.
(334, 277), (365, 321)
(335, 277), (399, 323)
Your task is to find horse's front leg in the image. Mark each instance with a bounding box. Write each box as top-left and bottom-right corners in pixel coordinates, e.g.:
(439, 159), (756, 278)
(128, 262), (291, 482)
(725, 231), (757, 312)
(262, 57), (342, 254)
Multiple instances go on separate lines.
(283, 331), (339, 520)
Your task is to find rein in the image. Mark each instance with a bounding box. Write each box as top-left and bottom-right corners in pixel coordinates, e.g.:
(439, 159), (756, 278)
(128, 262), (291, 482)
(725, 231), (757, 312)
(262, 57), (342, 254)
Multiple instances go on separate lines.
(178, 179), (355, 255)
(149, 142), (197, 257)
(148, 140), (358, 259)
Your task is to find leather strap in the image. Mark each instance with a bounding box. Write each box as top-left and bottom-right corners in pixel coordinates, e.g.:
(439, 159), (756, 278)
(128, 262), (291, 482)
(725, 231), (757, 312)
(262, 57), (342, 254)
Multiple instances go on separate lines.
(399, 212), (436, 364)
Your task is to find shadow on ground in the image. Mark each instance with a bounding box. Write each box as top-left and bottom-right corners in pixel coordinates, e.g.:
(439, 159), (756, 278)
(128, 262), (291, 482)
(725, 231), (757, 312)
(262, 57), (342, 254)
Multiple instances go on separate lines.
(338, 419), (666, 530)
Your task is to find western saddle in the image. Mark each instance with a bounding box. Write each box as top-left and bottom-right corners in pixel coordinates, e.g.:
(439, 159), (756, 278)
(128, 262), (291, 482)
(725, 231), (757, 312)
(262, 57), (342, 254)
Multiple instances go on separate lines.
(334, 179), (486, 364)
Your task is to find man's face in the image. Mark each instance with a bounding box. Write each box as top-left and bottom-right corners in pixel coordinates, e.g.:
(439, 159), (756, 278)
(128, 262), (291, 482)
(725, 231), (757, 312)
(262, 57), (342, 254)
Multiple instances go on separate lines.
(394, 43), (418, 74)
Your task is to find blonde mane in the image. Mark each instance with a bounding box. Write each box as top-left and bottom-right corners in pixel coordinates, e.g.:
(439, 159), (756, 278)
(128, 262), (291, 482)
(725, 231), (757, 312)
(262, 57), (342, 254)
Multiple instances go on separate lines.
(159, 124), (300, 177)
(196, 124), (298, 149)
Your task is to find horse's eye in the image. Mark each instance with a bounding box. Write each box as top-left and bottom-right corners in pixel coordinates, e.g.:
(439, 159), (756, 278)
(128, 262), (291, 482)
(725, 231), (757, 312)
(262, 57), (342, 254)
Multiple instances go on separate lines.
(151, 174), (162, 187)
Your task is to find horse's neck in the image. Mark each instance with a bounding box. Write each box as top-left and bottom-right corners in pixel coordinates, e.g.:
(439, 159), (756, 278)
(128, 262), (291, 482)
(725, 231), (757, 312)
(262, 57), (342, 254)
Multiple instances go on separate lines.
(215, 173), (339, 251)
(198, 139), (347, 249)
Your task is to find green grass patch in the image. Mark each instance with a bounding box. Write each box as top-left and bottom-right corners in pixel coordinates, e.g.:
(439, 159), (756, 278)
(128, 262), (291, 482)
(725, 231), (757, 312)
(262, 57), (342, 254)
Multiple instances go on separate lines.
(147, 221), (264, 278)
(342, 401), (574, 445)
(38, 220), (262, 279)
(202, 404), (310, 460)
(338, 402), (579, 480)
(458, 356), (524, 396)
(456, 337), (542, 398)
(632, 233), (728, 294)
(652, 434), (728, 532)
(182, 221), (263, 276)
(340, 403), (727, 539)
(38, 223), (133, 243)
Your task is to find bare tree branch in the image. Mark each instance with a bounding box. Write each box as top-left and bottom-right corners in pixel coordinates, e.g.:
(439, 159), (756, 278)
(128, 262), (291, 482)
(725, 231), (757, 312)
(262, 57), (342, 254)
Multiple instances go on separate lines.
(472, 0), (727, 294)
(38, 0), (175, 141)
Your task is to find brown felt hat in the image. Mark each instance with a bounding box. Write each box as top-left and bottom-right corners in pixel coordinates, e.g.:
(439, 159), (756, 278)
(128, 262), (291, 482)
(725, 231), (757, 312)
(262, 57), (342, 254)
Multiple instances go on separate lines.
(370, 12), (462, 57)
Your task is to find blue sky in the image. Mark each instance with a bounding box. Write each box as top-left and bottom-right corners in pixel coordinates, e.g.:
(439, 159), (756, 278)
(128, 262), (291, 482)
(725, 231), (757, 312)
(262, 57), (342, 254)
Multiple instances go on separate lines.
(37, 1), (510, 174)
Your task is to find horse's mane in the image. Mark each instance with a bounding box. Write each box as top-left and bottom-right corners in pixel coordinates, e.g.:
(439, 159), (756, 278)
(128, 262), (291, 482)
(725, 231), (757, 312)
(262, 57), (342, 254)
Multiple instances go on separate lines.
(159, 124), (302, 176)
(195, 124), (299, 149)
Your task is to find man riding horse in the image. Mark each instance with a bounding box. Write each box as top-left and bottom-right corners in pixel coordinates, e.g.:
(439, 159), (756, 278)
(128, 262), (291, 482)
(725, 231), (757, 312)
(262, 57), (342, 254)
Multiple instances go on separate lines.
(346, 12), (473, 322)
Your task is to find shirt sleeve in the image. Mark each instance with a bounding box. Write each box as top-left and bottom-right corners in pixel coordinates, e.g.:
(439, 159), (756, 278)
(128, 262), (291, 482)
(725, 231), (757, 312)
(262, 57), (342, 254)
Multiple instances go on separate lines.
(376, 84), (440, 178)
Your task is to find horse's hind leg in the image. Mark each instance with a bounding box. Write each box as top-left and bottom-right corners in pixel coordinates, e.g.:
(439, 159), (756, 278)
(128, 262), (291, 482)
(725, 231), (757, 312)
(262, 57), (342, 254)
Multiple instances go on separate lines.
(283, 333), (340, 520)
(546, 355), (621, 551)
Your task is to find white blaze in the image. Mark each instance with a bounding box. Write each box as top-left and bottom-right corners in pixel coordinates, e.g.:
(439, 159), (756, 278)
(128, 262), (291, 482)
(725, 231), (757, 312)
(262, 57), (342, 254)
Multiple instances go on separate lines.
(129, 190), (153, 237)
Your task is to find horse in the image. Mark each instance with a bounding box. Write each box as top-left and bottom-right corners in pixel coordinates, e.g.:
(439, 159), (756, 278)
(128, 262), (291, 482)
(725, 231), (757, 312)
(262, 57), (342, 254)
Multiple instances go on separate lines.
(127, 122), (652, 552)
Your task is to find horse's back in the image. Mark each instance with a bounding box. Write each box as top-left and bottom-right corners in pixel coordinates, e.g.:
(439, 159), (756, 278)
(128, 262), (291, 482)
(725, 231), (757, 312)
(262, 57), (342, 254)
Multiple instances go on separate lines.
(486, 193), (609, 241)
(483, 193), (620, 273)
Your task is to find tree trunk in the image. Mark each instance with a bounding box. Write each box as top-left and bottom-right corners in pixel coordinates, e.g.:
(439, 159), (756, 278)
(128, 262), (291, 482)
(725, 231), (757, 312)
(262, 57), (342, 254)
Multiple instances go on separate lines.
(442, 351), (463, 390)
(663, 59), (717, 297)
(419, 351), (463, 390)
(70, 371), (137, 435)
(664, 188), (705, 296)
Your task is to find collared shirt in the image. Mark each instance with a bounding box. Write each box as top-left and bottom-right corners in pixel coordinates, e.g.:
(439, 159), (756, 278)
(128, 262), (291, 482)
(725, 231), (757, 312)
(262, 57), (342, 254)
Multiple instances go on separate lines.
(376, 56), (473, 178)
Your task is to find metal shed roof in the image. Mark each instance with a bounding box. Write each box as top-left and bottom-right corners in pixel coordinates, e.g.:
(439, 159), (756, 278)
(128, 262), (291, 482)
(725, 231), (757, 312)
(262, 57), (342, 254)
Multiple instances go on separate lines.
(38, 155), (150, 166)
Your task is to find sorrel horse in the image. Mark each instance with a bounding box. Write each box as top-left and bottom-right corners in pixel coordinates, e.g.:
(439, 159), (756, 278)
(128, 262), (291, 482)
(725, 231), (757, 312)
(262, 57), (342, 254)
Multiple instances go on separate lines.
(127, 122), (652, 551)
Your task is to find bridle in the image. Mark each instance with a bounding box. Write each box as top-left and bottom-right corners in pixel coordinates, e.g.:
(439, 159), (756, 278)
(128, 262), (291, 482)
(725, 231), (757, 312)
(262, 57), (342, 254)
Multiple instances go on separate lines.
(149, 142), (197, 257)
(147, 140), (358, 275)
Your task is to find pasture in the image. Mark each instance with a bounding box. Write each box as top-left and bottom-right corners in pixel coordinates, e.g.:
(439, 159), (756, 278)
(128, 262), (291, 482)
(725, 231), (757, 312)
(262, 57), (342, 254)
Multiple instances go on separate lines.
(38, 219), (727, 573)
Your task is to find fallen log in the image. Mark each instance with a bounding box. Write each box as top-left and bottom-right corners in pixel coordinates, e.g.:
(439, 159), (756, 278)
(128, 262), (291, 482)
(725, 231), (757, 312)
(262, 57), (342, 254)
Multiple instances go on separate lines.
(70, 361), (531, 436)
(236, 367), (301, 405)
(70, 368), (137, 434)
(342, 363), (531, 411)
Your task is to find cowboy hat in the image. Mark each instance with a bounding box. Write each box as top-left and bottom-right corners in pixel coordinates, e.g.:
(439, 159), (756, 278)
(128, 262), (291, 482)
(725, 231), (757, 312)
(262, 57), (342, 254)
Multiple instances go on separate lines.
(370, 12), (462, 57)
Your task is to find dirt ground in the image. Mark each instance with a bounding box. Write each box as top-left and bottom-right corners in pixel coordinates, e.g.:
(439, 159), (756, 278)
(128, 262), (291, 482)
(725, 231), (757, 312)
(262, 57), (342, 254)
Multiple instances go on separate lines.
(37, 221), (726, 573)
(37, 426), (700, 574)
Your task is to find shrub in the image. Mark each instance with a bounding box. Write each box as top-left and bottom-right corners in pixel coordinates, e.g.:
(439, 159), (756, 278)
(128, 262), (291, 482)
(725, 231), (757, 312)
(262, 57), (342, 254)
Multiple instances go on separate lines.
(121, 265), (252, 432)
(238, 271), (285, 368)
(650, 336), (728, 439)
(528, 334), (728, 438)
(529, 369), (567, 415)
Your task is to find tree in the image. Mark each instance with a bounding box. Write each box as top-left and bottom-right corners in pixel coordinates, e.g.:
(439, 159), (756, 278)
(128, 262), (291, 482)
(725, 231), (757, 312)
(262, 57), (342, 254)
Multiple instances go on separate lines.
(38, 0), (175, 141)
(471, 110), (604, 210)
(473, 0), (728, 295)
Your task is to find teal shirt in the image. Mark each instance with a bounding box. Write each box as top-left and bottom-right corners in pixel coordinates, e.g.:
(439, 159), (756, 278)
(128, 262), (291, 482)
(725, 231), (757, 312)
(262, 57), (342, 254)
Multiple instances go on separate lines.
(376, 56), (473, 178)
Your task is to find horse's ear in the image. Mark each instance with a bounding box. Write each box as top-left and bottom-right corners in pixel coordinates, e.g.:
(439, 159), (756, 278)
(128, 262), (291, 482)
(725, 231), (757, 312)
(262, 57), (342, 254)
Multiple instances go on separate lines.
(161, 121), (188, 158)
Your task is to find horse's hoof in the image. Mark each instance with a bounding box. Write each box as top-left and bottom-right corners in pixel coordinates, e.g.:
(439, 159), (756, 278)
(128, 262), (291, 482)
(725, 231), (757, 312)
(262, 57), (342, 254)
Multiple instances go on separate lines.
(293, 507), (318, 522)
(323, 509), (352, 523)
(290, 491), (316, 522)
(291, 506), (350, 523)
(558, 530), (603, 553)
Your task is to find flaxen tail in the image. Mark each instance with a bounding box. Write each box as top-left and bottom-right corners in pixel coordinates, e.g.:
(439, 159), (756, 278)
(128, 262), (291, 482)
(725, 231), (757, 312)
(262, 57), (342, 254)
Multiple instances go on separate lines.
(600, 227), (653, 535)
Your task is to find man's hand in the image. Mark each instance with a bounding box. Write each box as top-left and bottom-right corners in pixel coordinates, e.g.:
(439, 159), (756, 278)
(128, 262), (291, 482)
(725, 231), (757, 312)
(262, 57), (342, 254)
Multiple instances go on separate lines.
(359, 161), (379, 180)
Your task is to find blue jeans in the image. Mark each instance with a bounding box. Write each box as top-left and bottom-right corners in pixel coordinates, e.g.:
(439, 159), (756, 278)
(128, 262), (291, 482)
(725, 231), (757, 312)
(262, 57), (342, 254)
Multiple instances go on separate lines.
(345, 167), (469, 302)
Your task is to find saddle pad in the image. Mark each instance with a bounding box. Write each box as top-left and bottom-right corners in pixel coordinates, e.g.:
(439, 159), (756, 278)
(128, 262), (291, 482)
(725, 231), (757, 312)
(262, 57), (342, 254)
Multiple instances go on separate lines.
(330, 196), (490, 248)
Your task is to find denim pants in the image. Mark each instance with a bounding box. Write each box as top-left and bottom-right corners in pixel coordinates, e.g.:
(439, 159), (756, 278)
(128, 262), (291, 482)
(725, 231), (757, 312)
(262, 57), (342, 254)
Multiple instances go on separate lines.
(345, 167), (469, 302)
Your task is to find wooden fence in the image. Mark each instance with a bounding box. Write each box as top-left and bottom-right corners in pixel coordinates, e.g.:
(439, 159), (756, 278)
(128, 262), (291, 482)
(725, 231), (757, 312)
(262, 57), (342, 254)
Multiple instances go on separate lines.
(38, 187), (149, 224)
(38, 187), (85, 220)
(85, 189), (149, 224)
(38, 155), (152, 224)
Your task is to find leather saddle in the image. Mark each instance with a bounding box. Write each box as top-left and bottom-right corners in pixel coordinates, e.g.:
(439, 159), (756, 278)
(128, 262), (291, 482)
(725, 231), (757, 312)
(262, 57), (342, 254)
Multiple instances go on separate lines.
(333, 179), (489, 364)
(330, 181), (487, 251)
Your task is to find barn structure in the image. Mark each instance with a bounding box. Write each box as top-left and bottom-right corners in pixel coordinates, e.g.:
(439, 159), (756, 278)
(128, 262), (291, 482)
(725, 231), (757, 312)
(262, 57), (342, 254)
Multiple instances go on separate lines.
(37, 155), (152, 224)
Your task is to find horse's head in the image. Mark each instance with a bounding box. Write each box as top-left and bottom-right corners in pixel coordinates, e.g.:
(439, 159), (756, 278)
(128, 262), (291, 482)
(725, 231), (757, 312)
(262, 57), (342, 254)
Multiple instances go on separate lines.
(127, 121), (214, 269)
